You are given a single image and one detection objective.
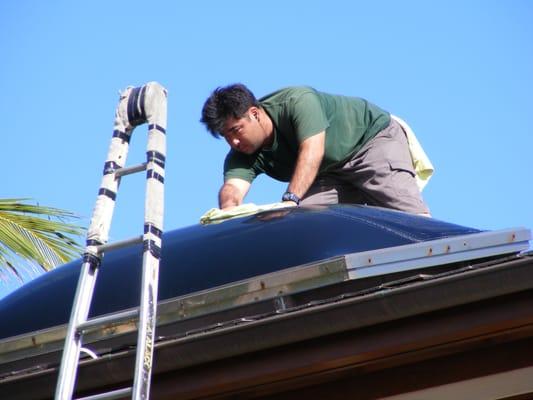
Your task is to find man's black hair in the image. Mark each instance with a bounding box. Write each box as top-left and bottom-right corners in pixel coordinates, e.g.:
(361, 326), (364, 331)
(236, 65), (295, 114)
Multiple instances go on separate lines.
(200, 83), (259, 138)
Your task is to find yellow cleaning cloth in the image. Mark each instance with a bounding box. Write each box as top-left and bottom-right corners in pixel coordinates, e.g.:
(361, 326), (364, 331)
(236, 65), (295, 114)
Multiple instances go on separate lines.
(200, 202), (291, 224)
(391, 115), (435, 191)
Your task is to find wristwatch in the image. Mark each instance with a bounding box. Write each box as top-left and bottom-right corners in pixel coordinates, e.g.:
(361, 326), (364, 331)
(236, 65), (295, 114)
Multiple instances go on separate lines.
(282, 191), (301, 205)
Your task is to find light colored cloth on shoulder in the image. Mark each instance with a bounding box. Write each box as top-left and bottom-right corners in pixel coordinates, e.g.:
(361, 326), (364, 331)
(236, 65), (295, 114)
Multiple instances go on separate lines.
(391, 115), (434, 191)
(200, 202), (290, 224)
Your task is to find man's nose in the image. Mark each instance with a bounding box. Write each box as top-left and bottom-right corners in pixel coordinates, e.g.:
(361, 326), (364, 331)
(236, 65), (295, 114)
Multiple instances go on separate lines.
(232, 138), (240, 148)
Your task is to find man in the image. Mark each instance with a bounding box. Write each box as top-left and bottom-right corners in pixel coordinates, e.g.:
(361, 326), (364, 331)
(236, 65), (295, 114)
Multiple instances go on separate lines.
(200, 84), (430, 215)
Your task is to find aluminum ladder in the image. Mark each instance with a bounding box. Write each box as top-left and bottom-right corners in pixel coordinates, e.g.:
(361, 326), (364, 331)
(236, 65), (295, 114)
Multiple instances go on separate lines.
(55, 82), (168, 400)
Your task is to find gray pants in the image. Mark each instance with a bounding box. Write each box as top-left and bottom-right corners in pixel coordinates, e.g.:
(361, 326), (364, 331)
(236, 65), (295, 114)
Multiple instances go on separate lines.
(300, 118), (430, 215)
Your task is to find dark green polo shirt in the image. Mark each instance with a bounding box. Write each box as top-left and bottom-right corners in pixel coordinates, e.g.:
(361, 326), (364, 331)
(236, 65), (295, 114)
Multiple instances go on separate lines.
(224, 86), (390, 183)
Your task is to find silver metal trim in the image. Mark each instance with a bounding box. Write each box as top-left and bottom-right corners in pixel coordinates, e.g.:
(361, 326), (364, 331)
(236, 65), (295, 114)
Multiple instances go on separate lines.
(346, 228), (531, 279)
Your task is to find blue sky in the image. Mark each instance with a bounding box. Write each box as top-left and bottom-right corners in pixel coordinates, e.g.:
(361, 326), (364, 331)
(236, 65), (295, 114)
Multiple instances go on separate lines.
(2, 1), (532, 295)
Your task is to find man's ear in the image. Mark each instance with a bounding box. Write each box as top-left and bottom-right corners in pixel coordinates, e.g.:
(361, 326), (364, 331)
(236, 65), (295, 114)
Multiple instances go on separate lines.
(249, 107), (259, 121)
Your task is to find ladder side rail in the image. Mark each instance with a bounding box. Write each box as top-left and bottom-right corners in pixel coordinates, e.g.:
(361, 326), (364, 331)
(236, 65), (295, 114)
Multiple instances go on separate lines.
(55, 255), (101, 400)
(132, 83), (168, 400)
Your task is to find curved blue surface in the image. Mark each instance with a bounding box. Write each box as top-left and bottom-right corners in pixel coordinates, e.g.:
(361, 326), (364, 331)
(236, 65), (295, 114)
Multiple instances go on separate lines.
(0, 205), (480, 339)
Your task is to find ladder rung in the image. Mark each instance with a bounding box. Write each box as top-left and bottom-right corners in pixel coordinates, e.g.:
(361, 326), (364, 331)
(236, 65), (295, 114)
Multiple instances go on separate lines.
(115, 162), (147, 178)
(77, 309), (138, 334)
(96, 235), (143, 254)
(76, 387), (132, 400)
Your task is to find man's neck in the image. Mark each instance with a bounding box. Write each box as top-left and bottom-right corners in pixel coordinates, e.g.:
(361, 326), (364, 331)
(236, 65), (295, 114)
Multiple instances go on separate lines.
(259, 107), (274, 148)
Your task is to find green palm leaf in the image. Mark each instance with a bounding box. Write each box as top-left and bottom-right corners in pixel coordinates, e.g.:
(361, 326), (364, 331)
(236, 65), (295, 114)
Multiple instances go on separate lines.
(0, 198), (85, 275)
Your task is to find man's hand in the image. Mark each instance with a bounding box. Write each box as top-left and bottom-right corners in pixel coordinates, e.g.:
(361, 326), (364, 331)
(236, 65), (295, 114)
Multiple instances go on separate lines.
(287, 132), (325, 199)
(219, 178), (250, 210)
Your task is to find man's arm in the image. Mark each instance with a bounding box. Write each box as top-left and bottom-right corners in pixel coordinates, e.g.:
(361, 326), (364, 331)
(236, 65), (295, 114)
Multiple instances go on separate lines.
(286, 131), (325, 202)
(219, 178), (251, 209)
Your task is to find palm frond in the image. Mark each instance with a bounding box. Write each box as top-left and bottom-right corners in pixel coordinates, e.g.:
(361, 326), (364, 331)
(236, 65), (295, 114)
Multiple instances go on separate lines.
(0, 198), (85, 274)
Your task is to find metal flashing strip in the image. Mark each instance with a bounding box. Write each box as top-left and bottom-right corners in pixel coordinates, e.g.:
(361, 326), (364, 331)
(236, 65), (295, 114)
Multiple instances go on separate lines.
(0, 227), (530, 369)
(0, 257), (350, 367)
(0, 325), (66, 366)
(157, 256), (349, 323)
(346, 227), (531, 279)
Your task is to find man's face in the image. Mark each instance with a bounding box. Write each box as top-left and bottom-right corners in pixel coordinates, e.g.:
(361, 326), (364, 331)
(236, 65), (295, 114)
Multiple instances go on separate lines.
(221, 108), (266, 155)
